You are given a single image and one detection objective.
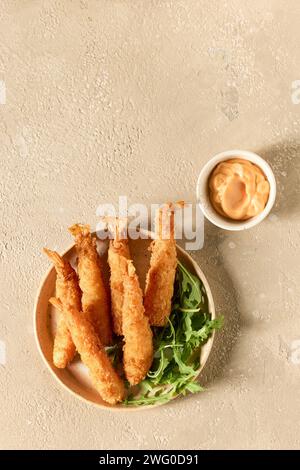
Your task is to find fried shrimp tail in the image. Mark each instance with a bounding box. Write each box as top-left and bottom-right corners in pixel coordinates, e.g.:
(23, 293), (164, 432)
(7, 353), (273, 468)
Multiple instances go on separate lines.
(43, 248), (81, 368)
(50, 298), (125, 404)
(122, 261), (153, 385)
(144, 203), (179, 326)
(107, 218), (131, 335)
(69, 224), (112, 345)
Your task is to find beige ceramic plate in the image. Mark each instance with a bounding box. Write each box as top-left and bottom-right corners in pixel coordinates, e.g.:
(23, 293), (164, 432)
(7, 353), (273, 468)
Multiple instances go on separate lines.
(34, 234), (216, 409)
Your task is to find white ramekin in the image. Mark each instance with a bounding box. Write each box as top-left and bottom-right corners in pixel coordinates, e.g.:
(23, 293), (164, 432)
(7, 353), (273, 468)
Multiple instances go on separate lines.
(196, 149), (277, 231)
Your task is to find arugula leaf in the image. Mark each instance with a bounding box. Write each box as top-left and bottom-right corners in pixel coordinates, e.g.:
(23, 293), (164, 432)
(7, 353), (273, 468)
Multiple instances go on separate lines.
(106, 342), (123, 368)
(123, 261), (224, 407)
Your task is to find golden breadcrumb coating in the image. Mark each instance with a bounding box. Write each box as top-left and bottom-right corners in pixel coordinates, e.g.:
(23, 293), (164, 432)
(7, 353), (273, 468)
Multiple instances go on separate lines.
(50, 298), (125, 405)
(69, 224), (112, 346)
(43, 248), (81, 368)
(107, 238), (130, 335)
(122, 261), (153, 385)
(144, 240), (177, 326)
(144, 205), (177, 326)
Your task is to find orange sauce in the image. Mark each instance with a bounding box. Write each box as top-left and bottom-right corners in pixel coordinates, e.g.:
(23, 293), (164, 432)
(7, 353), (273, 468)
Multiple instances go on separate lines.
(208, 159), (270, 220)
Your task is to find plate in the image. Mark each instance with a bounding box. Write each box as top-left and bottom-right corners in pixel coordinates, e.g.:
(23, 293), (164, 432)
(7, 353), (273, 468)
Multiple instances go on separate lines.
(34, 234), (216, 409)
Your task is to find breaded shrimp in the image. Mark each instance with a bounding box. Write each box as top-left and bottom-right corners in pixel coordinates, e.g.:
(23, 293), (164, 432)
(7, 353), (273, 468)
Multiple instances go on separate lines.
(122, 260), (153, 385)
(107, 219), (131, 335)
(50, 298), (125, 405)
(144, 203), (179, 326)
(43, 248), (81, 368)
(69, 224), (112, 346)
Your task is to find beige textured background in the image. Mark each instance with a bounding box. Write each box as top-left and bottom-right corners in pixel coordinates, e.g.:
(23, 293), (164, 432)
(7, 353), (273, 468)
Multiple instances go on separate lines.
(1, 0), (300, 450)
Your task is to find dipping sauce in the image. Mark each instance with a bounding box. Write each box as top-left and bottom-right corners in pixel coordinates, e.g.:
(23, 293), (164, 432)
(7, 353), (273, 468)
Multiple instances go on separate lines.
(208, 158), (270, 220)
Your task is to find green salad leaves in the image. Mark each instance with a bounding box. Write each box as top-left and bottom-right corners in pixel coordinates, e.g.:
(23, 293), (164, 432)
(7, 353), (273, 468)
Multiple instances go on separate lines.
(123, 260), (223, 406)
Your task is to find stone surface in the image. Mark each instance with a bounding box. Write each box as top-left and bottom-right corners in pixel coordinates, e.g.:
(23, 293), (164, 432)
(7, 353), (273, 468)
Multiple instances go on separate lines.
(1, 0), (300, 450)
